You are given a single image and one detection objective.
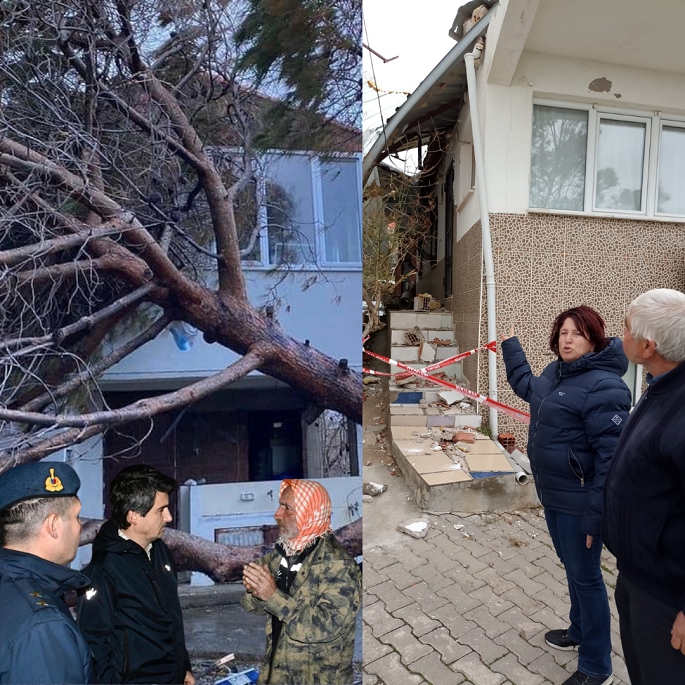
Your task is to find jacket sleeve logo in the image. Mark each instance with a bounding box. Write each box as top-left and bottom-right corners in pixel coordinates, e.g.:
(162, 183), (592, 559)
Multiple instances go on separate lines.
(44, 467), (64, 492)
(611, 414), (622, 425)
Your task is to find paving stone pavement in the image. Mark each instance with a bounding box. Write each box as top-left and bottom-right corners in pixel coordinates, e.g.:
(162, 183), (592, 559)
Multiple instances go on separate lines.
(363, 507), (629, 685)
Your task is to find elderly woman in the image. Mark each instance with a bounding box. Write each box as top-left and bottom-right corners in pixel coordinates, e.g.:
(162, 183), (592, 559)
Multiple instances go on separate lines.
(501, 306), (631, 685)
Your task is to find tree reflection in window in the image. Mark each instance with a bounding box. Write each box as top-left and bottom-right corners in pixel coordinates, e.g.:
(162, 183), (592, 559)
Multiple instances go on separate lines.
(235, 178), (261, 262)
(595, 119), (645, 212)
(530, 105), (588, 211)
(266, 181), (316, 265)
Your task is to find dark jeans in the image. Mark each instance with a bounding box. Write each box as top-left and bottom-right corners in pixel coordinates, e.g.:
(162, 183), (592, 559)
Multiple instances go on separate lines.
(545, 509), (612, 678)
(615, 572), (685, 684)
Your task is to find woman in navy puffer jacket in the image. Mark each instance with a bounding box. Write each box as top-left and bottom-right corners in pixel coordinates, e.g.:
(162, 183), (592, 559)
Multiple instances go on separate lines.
(501, 306), (631, 685)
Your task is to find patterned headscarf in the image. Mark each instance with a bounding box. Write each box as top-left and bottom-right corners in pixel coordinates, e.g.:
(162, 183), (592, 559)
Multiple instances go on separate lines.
(277, 479), (332, 556)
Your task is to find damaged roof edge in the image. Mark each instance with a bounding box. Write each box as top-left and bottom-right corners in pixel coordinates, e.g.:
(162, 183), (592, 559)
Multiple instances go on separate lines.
(363, 2), (499, 185)
(449, 0), (498, 42)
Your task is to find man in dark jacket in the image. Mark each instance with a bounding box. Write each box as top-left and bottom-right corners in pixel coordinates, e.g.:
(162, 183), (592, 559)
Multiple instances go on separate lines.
(78, 465), (194, 684)
(603, 288), (685, 684)
(0, 462), (93, 684)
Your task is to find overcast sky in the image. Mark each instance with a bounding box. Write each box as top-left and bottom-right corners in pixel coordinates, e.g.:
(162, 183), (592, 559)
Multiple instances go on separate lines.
(362, 1), (461, 167)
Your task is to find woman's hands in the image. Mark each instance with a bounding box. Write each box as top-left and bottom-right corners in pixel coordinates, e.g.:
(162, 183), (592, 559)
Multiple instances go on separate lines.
(500, 325), (516, 342)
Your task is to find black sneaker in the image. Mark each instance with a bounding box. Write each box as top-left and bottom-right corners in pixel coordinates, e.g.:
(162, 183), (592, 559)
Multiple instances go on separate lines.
(562, 671), (613, 685)
(545, 628), (580, 650)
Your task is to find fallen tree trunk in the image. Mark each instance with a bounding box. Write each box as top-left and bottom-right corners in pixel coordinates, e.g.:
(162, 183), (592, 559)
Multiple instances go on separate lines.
(79, 518), (361, 583)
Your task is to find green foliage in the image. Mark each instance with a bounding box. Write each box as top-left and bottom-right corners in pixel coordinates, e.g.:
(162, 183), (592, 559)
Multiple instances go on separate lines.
(477, 425), (492, 438)
(236, 0), (361, 142)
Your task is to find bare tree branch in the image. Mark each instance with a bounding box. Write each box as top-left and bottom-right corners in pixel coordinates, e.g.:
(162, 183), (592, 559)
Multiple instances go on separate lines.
(0, 345), (266, 428)
(19, 315), (171, 414)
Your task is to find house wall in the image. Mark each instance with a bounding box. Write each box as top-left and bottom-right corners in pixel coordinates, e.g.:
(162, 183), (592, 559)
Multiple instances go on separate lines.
(467, 213), (685, 450)
(103, 270), (361, 385)
(443, 43), (685, 449)
(483, 51), (685, 214)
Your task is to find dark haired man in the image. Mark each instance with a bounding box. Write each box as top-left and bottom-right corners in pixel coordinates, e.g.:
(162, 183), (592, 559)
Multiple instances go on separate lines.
(78, 465), (194, 684)
(0, 461), (93, 684)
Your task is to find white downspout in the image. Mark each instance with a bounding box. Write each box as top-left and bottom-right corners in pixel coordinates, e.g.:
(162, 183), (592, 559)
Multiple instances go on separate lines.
(464, 40), (498, 437)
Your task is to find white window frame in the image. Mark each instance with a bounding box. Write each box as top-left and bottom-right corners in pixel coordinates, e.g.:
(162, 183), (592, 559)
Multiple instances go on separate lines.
(313, 153), (363, 271)
(653, 118), (685, 219)
(530, 99), (685, 222)
(205, 147), (362, 271)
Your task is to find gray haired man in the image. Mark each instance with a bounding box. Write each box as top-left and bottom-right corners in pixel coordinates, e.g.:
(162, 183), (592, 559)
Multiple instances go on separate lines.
(602, 288), (685, 684)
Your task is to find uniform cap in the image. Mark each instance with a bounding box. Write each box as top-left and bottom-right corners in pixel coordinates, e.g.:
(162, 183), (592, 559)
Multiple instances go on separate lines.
(0, 462), (80, 512)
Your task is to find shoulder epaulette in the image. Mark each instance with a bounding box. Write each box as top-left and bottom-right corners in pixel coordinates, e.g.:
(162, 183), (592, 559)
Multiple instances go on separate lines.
(13, 578), (55, 613)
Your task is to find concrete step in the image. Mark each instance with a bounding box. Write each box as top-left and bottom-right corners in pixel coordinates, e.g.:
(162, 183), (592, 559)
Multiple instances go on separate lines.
(387, 406), (538, 513)
(391, 329), (455, 345)
(388, 311), (453, 331)
(389, 344), (460, 364)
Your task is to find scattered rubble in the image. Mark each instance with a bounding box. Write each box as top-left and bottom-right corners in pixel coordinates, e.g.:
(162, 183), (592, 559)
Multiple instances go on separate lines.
(397, 518), (430, 538)
(363, 482), (388, 496)
(510, 448), (532, 474)
(452, 430), (475, 444)
(438, 390), (466, 404)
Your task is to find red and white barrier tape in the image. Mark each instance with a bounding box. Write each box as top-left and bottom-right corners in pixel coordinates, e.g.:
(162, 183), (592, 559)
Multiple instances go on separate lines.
(363, 368), (396, 377)
(394, 340), (497, 381)
(363, 348), (530, 425)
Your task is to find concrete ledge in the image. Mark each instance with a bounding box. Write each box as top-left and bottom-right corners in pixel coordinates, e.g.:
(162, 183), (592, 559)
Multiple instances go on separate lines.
(392, 437), (539, 513)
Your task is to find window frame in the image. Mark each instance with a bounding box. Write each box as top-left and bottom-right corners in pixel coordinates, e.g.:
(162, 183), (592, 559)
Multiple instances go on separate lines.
(313, 154), (363, 270)
(530, 99), (685, 222)
(653, 118), (685, 219)
(205, 148), (362, 271)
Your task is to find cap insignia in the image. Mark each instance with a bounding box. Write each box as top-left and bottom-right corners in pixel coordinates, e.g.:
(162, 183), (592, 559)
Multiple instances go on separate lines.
(45, 468), (64, 493)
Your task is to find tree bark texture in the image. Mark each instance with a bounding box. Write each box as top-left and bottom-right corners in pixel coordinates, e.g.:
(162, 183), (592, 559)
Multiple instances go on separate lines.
(79, 518), (361, 583)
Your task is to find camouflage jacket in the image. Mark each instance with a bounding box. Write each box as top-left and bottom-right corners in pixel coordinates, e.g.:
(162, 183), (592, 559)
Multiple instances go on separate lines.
(241, 533), (361, 685)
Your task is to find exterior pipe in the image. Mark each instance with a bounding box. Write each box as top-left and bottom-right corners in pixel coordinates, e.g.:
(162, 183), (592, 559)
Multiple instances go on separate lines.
(464, 45), (499, 437)
(514, 471), (529, 486)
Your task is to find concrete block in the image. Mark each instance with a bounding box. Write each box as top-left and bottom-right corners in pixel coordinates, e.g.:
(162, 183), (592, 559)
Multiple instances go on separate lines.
(422, 470), (472, 485)
(388, 312), (416, 329)
(414, 312), (442, 328)
(391, 426), (428, 440)
(465, 452), (515, 473)
(418, 341), (437, 362)
(409, 452), (458, 475)
(454, 414), (482, 429)
(438, 390), (465, 405)
(441, 314), (453, 328)
(435, 346), (459, 361)
(391, 329), (421, 345)
(427, 330), (454, 341)
(396, 519), (430, 540)
(392, 435), (536, 512)
(390, 345), (419, 362)
(389, 405), (424, 415)
(426, 415), (457, 427)
(391, 415), (428, 427)
(393, 439), (432, 458)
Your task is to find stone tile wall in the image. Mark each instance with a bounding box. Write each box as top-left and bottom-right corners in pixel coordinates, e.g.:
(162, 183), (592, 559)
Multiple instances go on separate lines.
(451, 213), (685, 450)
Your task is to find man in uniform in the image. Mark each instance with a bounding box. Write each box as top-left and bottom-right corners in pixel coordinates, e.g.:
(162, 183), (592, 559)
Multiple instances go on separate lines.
(242, 479), (361, 685)
(78, 465), (194, 684)
(0, 461), (94, 684)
